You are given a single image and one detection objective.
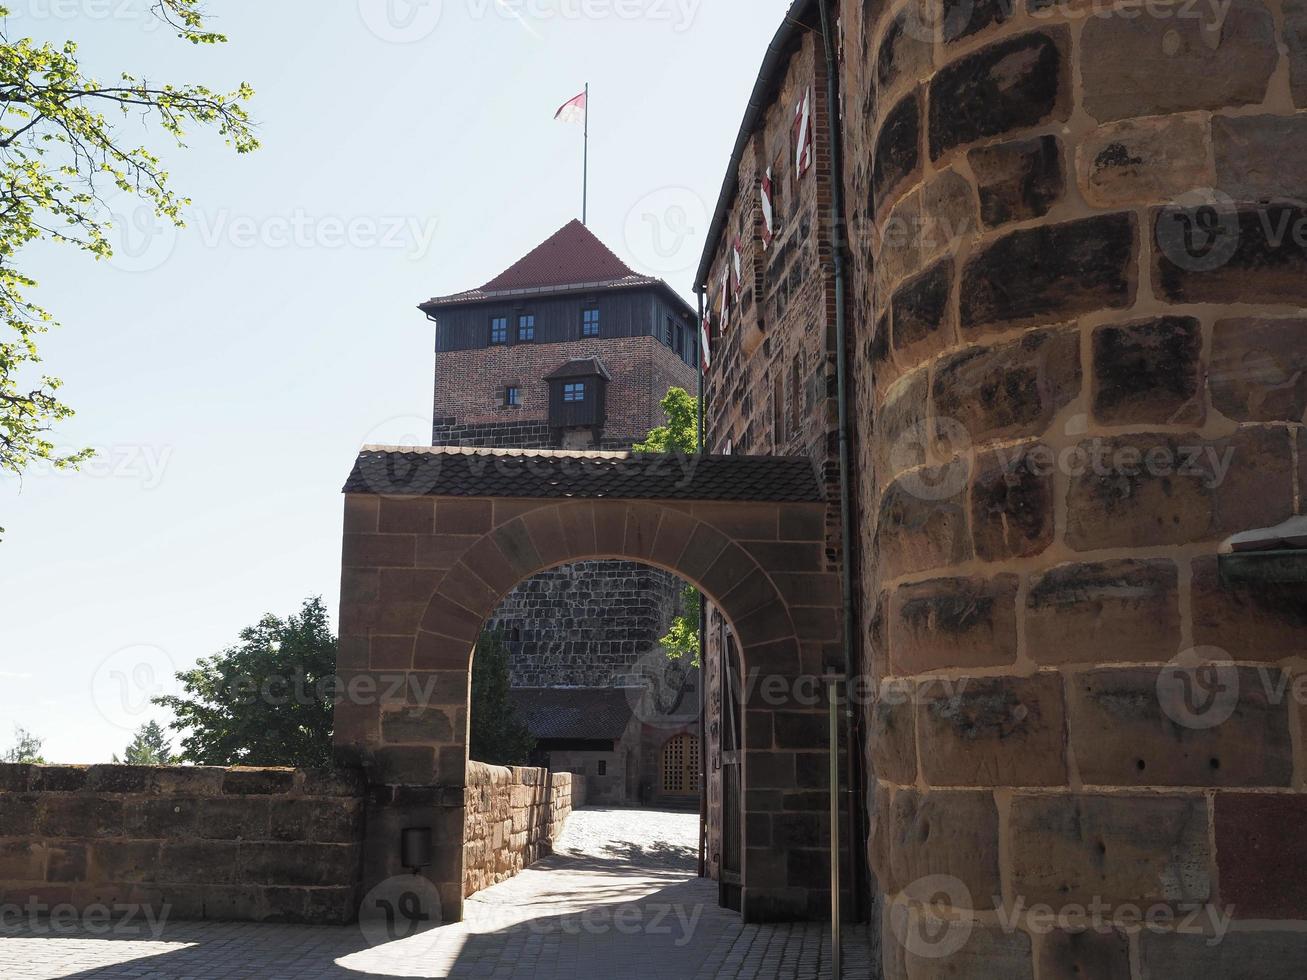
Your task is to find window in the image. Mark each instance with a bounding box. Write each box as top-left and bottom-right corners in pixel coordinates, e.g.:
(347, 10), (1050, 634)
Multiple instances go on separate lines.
(582, 308), (600, 337)
(504, 386), (521, 407)
(490, 317), (508, 344)
(597, 760), (607, 777)
(563, 382), (586, 403)
(518, 315), (535, 342)
(674, 323), (685, 358)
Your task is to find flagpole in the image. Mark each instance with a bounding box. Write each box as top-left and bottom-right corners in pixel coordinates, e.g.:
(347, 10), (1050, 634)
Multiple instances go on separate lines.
(582, 82), (589, 225)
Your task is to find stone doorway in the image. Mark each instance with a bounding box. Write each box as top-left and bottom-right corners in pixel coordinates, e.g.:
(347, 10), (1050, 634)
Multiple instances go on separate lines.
(334, 446), (841, 924)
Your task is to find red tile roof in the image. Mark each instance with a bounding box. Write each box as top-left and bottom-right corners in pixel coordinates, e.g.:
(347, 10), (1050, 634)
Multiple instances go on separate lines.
(482, 220), (640, 291)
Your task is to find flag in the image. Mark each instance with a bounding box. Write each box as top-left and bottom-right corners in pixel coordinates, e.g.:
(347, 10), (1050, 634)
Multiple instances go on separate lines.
(794, 88), (813, 175)
(555, 90), (587, 125)
(718, 266), (731, 331)
(700, 310), (712, 372)
(761, 168), (776, 248)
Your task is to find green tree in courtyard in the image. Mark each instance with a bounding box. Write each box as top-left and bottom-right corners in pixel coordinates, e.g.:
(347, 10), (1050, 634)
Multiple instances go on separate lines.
(469, 630), (536, 766)
(113, 720), (174, 765)
(0, 0), (257, 539)
(2, 726), (45, 762)
(634, 387), (702, 667)
(153, 597), (335, 768)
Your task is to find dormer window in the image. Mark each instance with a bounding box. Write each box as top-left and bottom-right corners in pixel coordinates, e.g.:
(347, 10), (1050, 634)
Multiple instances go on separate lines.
(546, 357), (610, 431)
(563, 382), (586, 403)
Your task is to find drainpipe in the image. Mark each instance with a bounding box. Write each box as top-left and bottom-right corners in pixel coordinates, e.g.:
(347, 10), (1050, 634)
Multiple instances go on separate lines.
(696, 285), (709, 880)
(818, 0), (868, 926)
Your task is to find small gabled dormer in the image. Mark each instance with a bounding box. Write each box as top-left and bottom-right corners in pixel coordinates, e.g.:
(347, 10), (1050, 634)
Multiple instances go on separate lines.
(545, 357), (611, 436)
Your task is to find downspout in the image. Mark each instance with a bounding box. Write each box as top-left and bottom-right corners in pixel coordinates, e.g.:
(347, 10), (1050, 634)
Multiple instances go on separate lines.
(818, 0), (867, 924)
(696, 285), (709, 880)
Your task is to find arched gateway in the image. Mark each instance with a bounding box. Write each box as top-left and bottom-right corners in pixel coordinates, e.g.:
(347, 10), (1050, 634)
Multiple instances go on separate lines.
(335, 446), (840, 924)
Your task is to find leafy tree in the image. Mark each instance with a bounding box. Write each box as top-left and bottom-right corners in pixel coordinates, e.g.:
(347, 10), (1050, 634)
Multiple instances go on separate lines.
(154, 597), (335, 768)
(0, 0), (257, 538)
(469, 630), (535, 766)
(634, 387), (702, 666)
(113, 720), (174, 765)
(631, 386), (699, 455)
(2, 725), (45, 763)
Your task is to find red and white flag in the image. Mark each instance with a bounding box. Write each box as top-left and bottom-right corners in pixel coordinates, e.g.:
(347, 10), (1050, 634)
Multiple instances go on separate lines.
(554, 90), (587, 125)
(700, 311), (712, 372)
(761, 167), (776, 248)
(794, 88), (813, 175)
(718, 267), (731, 331)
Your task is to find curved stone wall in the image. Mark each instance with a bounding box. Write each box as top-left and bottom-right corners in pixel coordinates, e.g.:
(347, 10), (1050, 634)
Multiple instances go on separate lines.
(842, 0), (1307, 973)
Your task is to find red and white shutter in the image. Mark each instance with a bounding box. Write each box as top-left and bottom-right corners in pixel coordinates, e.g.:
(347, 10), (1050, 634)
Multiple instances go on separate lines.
(761, 168), (776, 248)
(732, 237), (744, 301)
(719, 265), (731, 331)
(700, 311), (712, 372)
(794, 87), (813, 176)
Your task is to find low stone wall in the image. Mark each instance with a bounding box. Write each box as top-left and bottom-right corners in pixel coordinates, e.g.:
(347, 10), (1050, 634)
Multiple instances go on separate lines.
(0, 764), (365, 925)
(462, 763), (583, 898)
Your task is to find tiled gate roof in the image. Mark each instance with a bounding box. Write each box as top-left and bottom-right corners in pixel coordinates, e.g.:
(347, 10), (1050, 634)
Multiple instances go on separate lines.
(343, 446), (825, 502)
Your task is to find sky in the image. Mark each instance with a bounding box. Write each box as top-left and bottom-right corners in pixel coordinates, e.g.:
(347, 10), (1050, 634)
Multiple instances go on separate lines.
(0, 0), (794, 763)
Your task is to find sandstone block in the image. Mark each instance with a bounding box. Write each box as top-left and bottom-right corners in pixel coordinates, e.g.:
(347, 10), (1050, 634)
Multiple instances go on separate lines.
(883, 787), (1003, 907)
(891, 256), (953, 369)
(970, 441), (1055, 561)
(889, 574), (1020, 674)
(1080, 114), (1214, 207)
(1092, 316), (1204, 426)
(968, 134), (1063, 228)
(1210, 317), (1307, 423)
(1214, 793), (1307, 918)
(1214, 113), (1307, 204)
(875, 92), (923, 212)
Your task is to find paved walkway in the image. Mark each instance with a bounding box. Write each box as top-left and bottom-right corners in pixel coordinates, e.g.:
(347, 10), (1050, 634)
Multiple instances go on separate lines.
(0, 807), (873, 979)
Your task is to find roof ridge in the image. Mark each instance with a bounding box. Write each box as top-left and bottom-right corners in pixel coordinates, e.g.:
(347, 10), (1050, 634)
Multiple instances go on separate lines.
(478, 220), (640, 293)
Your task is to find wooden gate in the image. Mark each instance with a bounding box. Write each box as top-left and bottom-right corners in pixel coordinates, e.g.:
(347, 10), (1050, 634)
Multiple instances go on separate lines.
(660, 733), (700, 796)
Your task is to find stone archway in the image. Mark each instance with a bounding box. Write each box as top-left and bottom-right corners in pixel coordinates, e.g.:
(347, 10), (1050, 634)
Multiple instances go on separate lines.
(334, 447), (840, 924)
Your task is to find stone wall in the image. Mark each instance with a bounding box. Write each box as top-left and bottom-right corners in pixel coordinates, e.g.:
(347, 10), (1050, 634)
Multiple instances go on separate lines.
(488, 560), (682, 688)
(461, 762), (583, 898)
(838, 0), (1307, 974)
(0, 764), (364, 924)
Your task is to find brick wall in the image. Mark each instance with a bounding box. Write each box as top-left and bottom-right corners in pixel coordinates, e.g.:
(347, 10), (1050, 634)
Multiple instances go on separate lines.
(0, 764), (364, 924)
(433, 334), (696, 446)
(699, 20), (849, 922)
(461, 763), (583, 898)
(839, 0), (1307, 974)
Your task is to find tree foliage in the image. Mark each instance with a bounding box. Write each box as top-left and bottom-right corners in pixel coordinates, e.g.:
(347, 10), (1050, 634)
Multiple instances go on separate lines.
(631, 386), (699, 456)
(0, 0), (257, 536)
(2, 725), (44, 762)
(153, 597), (335, 768)
(469, 630), (536, 767)
(634, 387), (702, 666)
(113, 720), (174, 765)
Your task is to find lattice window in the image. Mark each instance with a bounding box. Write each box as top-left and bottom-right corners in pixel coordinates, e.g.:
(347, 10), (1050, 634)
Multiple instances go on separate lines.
(661, 733), (700, 795)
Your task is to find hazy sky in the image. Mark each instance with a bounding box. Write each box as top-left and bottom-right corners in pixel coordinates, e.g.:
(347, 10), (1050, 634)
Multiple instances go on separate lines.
(0, 0), (791, 763)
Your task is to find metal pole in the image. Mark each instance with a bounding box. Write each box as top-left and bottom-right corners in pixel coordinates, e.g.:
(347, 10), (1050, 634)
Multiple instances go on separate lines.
(582, 82), (589, 225)
(829, 678), (842, 979)
(695, 286), (708, 880)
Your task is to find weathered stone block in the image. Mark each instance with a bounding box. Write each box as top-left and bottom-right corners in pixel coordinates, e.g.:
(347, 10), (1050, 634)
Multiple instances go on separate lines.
(1036, 929), (1130, 980)
(1026, 559), (1180, 666)
(1081, 0), (1277, 122)
(932, 325), (1081, 446)
(1214, 113), (1307, 204)
(1141, 929), (1307, 978)
(970, 442), (1055, 561)
(1214, 793), (1307, 918)
(889, 574), (1019, 674)
(905, 926), (1033, 979)
(1154, 202), (1307, 306)
(876, 5), (932, 99)
(1080, 113), (1214, 207)
(341, 533), (415, 569)
(876, 369), (929, 482)
(891, 256), (952, 368)
(1068, 667), (1292, 787)
(961, 214), (1136, 335)
(1092, 316), (1204, 426)
(968, 134), (1063, 228)
(929, 30), (1068, 159)
(37, 796), (123, 839)
(124, 798), (199, 839)
(30, 766), (88, 793)
(1210, 317), (1307, 423)
(1009, 794), (1211, 905)
(0, 841), (44, 880)
(918, 673), (1067, 787)
(0, 793), (38, 836)
(875, 470), (972, 579)
(381, 706), (454, 745)
(93, 841), (165, 884)
(882, 787), (1002, 907)
(870, 690), (917, 785)
(875, 92), (922, 211)
(378, 497), (435, 535)
(434, 498), (493, 535)
(221, 769), (295, 796)
(239, 842), (359, 887)
(198, 799), (270, 841)
(46, 844), (87, 884)
(1065, 429), (1295, 550)
(1191, 554), (1307, 660)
